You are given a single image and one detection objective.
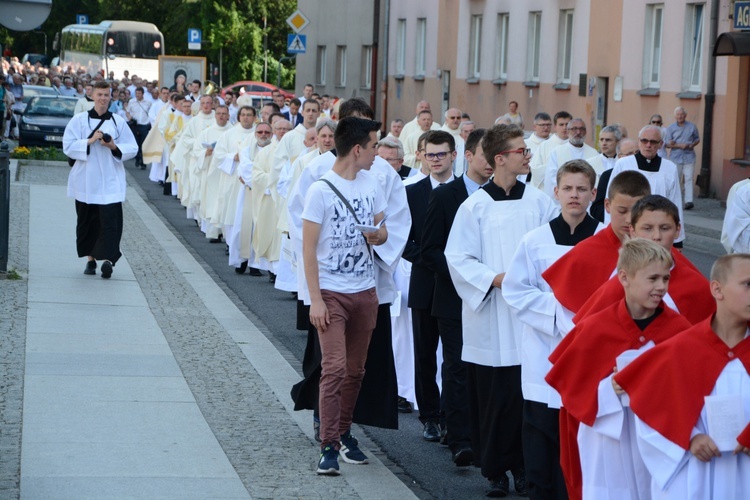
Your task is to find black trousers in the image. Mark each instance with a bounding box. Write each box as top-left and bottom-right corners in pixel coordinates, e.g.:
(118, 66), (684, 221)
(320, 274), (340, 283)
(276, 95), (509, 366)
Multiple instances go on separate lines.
(467, 363), (524, 480)
(412, 307), (441, 423)
(523, 400), (568, 500)
(133, 123), (151, 165)
(290, 303), (399, 429)
(437, 316), (471, 452)
(75, 201), (123, 264)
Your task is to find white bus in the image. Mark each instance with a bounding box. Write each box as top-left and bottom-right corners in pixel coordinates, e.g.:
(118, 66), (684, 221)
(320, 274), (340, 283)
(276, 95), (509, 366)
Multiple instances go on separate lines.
(57, 20), (164, 81)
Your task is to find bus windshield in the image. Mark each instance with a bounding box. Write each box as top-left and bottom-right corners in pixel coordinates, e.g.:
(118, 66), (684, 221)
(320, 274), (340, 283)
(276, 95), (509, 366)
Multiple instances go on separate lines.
(59, 21), (164, 80)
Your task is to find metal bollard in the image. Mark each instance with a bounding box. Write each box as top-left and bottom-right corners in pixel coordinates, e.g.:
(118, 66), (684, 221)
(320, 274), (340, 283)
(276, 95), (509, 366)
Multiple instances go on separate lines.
(0, 141), (9, 273)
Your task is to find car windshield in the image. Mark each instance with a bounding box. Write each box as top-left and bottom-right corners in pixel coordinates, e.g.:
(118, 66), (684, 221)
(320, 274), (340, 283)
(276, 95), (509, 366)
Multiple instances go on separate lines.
(25, 98), (76, 117)
(23, 87), (59, 103)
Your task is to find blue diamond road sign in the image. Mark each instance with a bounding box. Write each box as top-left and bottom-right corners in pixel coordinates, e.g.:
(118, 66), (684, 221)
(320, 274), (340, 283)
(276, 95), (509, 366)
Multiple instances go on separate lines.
(287, 34), (307, 54)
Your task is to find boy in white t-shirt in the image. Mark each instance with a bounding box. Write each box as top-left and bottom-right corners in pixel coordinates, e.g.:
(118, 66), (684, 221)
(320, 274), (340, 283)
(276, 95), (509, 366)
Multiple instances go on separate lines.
(302, 116), (388, 475)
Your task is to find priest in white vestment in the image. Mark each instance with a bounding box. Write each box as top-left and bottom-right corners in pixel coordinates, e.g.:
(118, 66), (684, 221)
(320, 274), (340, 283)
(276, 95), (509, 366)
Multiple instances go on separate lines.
(529, 112), (571, 190)
(172, 95), (215, 215)
(721, 178), (750, 254)
(191, 106), (233, 226)
(542, 118), (597, 199)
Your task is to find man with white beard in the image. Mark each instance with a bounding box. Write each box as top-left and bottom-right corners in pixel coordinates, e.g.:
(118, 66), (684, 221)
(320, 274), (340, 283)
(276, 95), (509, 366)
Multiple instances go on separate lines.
(172, 95), (215, 211)
(203, 106), (257, 243)
(228, 122), (274, 274)
(191, 106), (233, 227)
(543, 118), (597, 199)
(252, 118), (293, 278)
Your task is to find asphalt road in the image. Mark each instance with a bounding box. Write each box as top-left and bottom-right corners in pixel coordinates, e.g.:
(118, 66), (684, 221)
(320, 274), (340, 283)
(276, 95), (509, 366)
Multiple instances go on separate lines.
(126, 161), (721, 499)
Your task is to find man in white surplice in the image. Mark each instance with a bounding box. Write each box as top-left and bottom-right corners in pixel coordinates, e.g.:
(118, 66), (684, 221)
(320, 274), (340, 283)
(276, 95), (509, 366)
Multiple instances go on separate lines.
(445, 124), (558, 494)
(529, 111), (571, 190)
(192, 106), (233, 231)
(542, 118), (597, 199)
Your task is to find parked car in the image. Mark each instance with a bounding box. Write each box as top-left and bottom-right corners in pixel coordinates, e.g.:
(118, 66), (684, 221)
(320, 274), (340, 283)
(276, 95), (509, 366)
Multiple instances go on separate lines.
(21, 53), (50, 67)
(221, 81), (294, 100)
(17, 85), (61, 113)
(18, 95), (77, 148)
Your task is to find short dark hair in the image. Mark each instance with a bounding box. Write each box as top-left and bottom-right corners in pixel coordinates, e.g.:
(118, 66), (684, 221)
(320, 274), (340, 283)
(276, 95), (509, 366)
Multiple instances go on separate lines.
(135, 86), (144, 94)
(192, 79), (201, 86)
(425, 130), (456, 153)
(465, 128), (486, 155)
(238, 105), (256, 118)
(534, 112), (552, 122)
(289, 98), (301, 107)
(630, 194), (680, 227)
(556, 160), (597, 189)
(93, 81), (110, 91)
(608, 170), (652, 200)
(268, 112), (286, 124)
(418, 109), (433, 117)
(553, 110), (573, 124)
(334, 117), (382, 157)
(304, 83), (314, 89)
(339, 98), (375, 119)
(303, 99), (320, 111)
(263, 102), (281, 113)
(417, 131), (431, 152)
(482, 124), (524, 168)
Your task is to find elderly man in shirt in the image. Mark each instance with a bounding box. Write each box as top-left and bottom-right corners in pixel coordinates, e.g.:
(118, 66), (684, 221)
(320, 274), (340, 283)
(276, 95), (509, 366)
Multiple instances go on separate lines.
(666, 106), (700, 210)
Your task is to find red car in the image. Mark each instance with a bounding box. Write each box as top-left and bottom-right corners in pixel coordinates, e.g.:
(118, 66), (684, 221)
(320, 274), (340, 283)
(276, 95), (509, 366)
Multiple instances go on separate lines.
(221, 81), (294, 100)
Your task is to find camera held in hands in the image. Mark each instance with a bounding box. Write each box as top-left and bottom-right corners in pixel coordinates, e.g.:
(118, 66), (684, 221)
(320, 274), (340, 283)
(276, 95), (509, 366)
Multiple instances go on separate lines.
(101, 133), (112, 143)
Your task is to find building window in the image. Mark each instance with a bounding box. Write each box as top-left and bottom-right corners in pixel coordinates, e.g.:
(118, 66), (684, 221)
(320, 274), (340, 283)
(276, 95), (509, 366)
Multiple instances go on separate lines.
(643, 4), (664, 89)
(415, 18), (427, 77)
(683, 3), (705, 92)
(526, 12), (542, 82)
(469, 15), (482, 79)
(361, 45), (372, 88)
(494, 13), (509, 81)
(396, 18), (406, 76)
(557, 10), (574, 84)
(316, 46), (326, 85)
(336, 45), (347, 87)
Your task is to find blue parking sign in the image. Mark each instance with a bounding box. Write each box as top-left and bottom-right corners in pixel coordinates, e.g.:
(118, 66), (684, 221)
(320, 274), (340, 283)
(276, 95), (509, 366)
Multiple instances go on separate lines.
(188, 29), (202, 50)
(76, 14), (88, 25)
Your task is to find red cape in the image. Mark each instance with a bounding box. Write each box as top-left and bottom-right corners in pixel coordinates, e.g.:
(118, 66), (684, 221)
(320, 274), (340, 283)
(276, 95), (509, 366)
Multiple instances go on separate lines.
(573, 249), (715, 325)
(547, 299), (692, 426)
(542, 225), (621, 313)
(615, 317), (750, 450)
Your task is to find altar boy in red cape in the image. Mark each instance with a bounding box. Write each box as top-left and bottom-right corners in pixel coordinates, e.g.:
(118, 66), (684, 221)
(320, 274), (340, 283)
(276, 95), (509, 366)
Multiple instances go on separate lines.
(575, 195), (714, 326)
(615, 254), (750, 499)
(546, 239), (691, 499)
(541, 170), (651, 499)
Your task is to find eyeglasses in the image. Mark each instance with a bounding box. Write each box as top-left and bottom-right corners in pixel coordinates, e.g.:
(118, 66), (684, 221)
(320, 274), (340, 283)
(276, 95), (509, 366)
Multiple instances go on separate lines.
(383, 157), (404, 164)
(499, 148), (531, 156)
(650, 121), (662, 125)
(256, 130), (272, 135)
(447, 116), (461, 120)
(423, 151), (452, 161)
(639, 138), (661, 146)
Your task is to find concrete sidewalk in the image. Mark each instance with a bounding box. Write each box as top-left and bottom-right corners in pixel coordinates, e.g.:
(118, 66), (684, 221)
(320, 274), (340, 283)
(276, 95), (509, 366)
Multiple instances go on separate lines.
(3, 162), (416, 499)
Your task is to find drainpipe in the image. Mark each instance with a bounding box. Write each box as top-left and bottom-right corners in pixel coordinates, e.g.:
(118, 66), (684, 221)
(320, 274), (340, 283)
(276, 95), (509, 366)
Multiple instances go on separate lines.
(370, 0), (380, 114)
(381, 0), (390, 131)
(697, 0), (719, 197)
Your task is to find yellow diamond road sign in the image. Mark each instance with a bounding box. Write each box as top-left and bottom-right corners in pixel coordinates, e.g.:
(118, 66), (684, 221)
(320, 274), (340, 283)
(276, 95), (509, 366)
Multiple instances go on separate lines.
(286, 10), (309, 33)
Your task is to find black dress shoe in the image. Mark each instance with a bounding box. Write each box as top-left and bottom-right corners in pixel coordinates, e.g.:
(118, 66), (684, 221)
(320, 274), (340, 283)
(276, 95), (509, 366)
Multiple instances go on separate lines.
(84, 260), (97, 275)
(452, 447), (473, 467)
(397, 396), (413, 413)
(249, 267), (263, 276)
(101, 260), (113, 279)
(422, 421), (441, 442)
(487, 475), (509, 497)
(209, 235), (222, 243)
(511, 468), (528, 496)
(235, 261), (248, 274)
(684, 202), (694, 210)
(268, 272), (276, 283)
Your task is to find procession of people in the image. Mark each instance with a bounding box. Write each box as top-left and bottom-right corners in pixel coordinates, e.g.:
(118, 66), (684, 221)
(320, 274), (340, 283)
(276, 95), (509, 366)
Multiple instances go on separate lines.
(57, 64), (750, 500)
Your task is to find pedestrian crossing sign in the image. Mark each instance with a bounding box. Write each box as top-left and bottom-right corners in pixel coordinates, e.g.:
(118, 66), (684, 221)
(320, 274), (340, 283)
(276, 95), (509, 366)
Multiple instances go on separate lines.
(287, 34), (307, 54)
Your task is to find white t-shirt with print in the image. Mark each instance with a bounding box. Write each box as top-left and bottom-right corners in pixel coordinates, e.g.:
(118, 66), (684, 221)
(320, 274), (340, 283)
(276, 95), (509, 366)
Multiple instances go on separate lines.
(302, 169), (386, 295)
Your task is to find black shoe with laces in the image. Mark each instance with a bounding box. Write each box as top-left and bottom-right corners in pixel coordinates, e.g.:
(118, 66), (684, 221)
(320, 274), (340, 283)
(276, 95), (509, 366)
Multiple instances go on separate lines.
(397, 396), (413, 413)
(100, 260), (113, 279)
(422, 421), (441, 442)
(511, 468), (528, 496)
(84, 260), (97, 275)
(487, 475), (509, 497)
